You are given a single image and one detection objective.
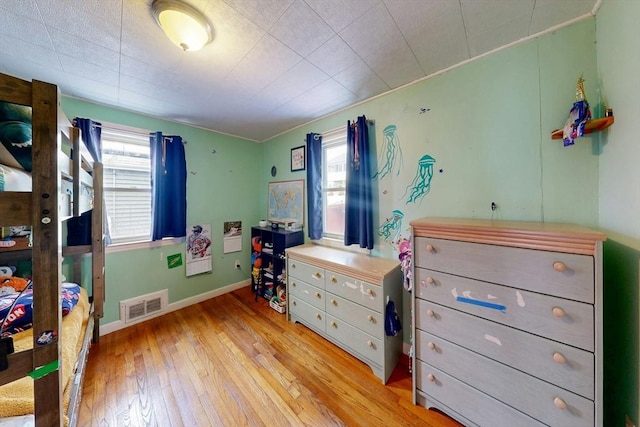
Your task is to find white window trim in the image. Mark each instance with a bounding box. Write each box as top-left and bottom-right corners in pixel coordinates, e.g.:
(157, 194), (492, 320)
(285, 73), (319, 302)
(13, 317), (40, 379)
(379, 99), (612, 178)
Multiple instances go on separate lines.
(106, 237), (184, 254)
(311, 125), (371, 255)
(101, 121), (153, 247)
(310, 236), (371, 255)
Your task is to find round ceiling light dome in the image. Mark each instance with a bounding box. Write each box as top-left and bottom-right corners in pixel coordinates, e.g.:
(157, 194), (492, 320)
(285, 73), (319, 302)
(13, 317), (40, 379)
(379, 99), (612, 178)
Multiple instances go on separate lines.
(151, 0), (213, 52)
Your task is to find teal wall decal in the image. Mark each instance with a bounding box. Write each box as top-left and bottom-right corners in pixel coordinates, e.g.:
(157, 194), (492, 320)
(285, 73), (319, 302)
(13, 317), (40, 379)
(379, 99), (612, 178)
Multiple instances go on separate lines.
(405, 154), (436, 204)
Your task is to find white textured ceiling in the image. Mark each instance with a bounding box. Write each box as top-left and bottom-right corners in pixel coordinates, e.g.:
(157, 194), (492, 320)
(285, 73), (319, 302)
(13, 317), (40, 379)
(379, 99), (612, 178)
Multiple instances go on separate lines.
(0, 0), (598, 142)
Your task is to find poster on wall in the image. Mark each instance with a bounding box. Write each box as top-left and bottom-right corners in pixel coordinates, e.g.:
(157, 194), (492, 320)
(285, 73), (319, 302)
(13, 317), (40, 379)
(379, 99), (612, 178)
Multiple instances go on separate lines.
(223, 221), (242, 254)
(186, 223), (212, 277)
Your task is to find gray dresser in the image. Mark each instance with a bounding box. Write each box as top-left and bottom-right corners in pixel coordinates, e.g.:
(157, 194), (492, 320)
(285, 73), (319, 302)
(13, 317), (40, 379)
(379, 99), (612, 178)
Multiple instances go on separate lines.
(286, 244), (404, 383)
(411, 217), (606, 427)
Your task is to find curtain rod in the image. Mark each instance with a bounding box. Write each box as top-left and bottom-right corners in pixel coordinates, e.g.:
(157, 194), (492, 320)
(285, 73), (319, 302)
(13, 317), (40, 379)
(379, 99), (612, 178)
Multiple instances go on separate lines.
(91, 123), (188, 144)
(305, 119), (376, 141)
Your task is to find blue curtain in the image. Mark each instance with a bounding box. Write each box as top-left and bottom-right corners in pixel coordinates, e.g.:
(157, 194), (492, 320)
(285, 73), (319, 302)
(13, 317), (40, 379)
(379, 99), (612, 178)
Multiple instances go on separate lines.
(306, 133), (323, 239)
(150, 132), (187, 241)
(67, 118), (112, 245)
(344, 116), (374, 250)
(74, 117), (102, 162)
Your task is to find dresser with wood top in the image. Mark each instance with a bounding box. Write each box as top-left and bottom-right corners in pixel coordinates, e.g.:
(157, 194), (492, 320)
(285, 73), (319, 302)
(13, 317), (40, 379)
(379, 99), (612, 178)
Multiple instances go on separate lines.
(286, 244), (404, 383)
(411, 217), (605, 426)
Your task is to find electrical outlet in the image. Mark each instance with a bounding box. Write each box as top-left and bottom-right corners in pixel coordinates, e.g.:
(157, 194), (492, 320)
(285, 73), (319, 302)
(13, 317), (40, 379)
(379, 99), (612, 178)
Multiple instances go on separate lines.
(234, 259), (240, 269)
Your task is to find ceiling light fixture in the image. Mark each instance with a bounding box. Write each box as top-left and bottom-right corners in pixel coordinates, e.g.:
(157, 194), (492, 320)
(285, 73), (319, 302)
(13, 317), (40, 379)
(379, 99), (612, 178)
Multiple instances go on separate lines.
(151, 0), (213, 52)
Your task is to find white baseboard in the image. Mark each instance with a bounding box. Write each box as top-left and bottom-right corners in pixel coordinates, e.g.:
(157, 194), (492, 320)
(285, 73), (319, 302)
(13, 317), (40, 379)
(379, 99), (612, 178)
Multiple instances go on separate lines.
(99, 279), (251, 336)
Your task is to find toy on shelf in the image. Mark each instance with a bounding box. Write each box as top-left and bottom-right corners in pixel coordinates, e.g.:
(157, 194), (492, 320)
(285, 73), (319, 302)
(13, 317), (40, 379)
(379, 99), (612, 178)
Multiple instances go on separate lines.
(552, 76), (614, 144)
(561, 76), (591, 147)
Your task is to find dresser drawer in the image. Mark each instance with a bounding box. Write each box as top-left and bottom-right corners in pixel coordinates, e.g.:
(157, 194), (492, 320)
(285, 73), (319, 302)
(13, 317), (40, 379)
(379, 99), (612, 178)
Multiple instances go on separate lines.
(326, 314), (383, 367)
(417, 330), (594, 426)
(325, 271), (382, 313)
(414, 237), (594, 303)
(288, 259), (325, 289)
(415, 268), (594, 350)
(289, 277), (325, 310)
(416, 300), (594, 399)
(289, 296), (326, 333)
(416, 361), (544, 427)
(326, 293), (382, 339)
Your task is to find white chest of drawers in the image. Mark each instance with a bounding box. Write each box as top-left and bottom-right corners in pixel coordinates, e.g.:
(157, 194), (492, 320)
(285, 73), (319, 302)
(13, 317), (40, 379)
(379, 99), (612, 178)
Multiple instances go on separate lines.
(410, 218), (605, 427)
(286, 244), (404, 383)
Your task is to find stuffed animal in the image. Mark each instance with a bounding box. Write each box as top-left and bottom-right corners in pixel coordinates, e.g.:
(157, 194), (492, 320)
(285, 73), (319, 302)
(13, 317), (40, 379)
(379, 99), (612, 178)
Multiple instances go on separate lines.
(0, 266), (14, 278)
(1, 276), (28, 292)
(0, 265), (29, 292)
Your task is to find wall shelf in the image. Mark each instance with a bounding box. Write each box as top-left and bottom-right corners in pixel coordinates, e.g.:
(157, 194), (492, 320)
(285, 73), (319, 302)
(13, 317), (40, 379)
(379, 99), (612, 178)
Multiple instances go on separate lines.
(551, 116), (615, 140)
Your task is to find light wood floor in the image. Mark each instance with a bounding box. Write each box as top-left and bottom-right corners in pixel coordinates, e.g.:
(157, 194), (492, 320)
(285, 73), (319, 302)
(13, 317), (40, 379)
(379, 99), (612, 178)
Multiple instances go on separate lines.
(78, 285), (462, 426)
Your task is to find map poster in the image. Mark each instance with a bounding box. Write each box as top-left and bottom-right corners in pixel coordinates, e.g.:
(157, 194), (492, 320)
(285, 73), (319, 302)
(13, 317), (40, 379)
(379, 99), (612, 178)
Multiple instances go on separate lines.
(186, 223), (212, 276)
(268, 180), (304, 226)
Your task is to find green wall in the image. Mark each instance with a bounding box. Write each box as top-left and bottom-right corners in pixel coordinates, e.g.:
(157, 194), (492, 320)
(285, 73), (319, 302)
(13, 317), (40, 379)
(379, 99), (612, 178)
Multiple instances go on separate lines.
(264, 18), (600, 260)
(263, 19), (600, 348)
(603, 237), (639, 425)
(596, 0), (640, 424)
(61, 98), (264, 324)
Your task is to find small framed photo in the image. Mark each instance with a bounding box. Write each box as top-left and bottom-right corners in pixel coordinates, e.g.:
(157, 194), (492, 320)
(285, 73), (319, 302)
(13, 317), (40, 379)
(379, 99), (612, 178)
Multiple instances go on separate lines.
(291, 145), (305, 172)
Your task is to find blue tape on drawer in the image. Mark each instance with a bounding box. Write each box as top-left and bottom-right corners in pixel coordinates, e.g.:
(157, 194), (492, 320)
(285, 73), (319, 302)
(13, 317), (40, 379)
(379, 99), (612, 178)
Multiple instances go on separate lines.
(456, 296), (506, 312)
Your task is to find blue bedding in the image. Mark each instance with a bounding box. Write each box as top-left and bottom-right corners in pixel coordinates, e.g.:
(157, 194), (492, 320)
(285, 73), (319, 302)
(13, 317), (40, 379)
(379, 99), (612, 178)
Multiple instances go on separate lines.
(0, 282), (81, 337)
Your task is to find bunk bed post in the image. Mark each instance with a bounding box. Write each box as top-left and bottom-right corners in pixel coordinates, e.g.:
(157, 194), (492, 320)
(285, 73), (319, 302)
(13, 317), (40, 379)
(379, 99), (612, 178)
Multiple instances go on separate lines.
(92, 162), (105, 343)
(30, 80), (63, 425)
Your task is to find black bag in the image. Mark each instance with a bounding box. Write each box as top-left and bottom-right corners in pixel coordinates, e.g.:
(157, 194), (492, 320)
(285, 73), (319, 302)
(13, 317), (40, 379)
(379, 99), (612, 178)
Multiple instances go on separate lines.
(385, 300), (402, 337)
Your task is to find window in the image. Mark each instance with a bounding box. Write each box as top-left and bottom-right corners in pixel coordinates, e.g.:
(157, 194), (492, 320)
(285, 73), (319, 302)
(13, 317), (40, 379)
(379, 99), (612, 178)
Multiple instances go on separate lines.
(321, 128), (347, 239)
(101, 126), (151, 244)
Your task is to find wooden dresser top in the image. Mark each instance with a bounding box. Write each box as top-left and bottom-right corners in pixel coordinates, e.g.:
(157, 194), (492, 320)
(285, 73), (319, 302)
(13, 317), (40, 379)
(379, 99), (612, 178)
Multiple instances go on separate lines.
(286, 244), (400, 285)
(410, 217), (606, 256)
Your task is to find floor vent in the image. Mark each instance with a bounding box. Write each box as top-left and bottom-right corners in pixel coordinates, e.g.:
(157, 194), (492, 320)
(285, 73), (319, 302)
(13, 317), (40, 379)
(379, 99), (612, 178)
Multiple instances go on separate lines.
(120, 290), (168, 324)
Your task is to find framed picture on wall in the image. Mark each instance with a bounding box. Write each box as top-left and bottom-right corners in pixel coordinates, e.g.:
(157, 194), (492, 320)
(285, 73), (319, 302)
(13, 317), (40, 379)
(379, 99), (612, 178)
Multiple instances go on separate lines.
(291, 145), (305, 172)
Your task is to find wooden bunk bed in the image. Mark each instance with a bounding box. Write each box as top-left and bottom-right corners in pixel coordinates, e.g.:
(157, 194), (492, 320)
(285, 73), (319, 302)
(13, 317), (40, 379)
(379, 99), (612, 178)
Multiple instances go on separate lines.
(0, 73), (104, 426)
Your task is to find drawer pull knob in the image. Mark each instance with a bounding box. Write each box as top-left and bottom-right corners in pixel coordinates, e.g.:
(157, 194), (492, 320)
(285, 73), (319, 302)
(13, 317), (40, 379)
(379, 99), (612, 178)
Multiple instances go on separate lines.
(331, 299), (337, 306)
(292, 264), (296, 269)
(316, 313), (322, 320)
(367, 315), (374, 322)
(331, 321), (337, 328)
(553, 397), (567, 410)
(313, 272), (322, 279)
(427, 342), (436, 350)
(293, 301), (296, 306)
(315, 292), (321, 299)
(427, 373), (436, 382)
(553, 352), (567, 364)
(552, 307), (566, 318)
(553, 261), (567, 272)
(292, 282), (297, 287)
(427, 309), (435, 318)
(426, 244), (435, 253)
(367, 340), (374, 348)
(331, 276), (338, 283)
(366, 288), (373, 295)
(426, 277), (435, 285)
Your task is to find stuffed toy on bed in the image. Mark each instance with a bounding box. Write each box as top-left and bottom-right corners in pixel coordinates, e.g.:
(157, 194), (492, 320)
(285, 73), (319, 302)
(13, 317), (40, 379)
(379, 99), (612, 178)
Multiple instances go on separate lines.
(0, 266), (29, 295)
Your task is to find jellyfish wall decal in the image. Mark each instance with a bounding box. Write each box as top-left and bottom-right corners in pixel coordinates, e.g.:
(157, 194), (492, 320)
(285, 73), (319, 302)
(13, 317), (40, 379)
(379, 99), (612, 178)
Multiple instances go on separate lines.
(405, 154), (436, 204)
(378, 209), (404, 242)
(374, 124), (403, 180)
